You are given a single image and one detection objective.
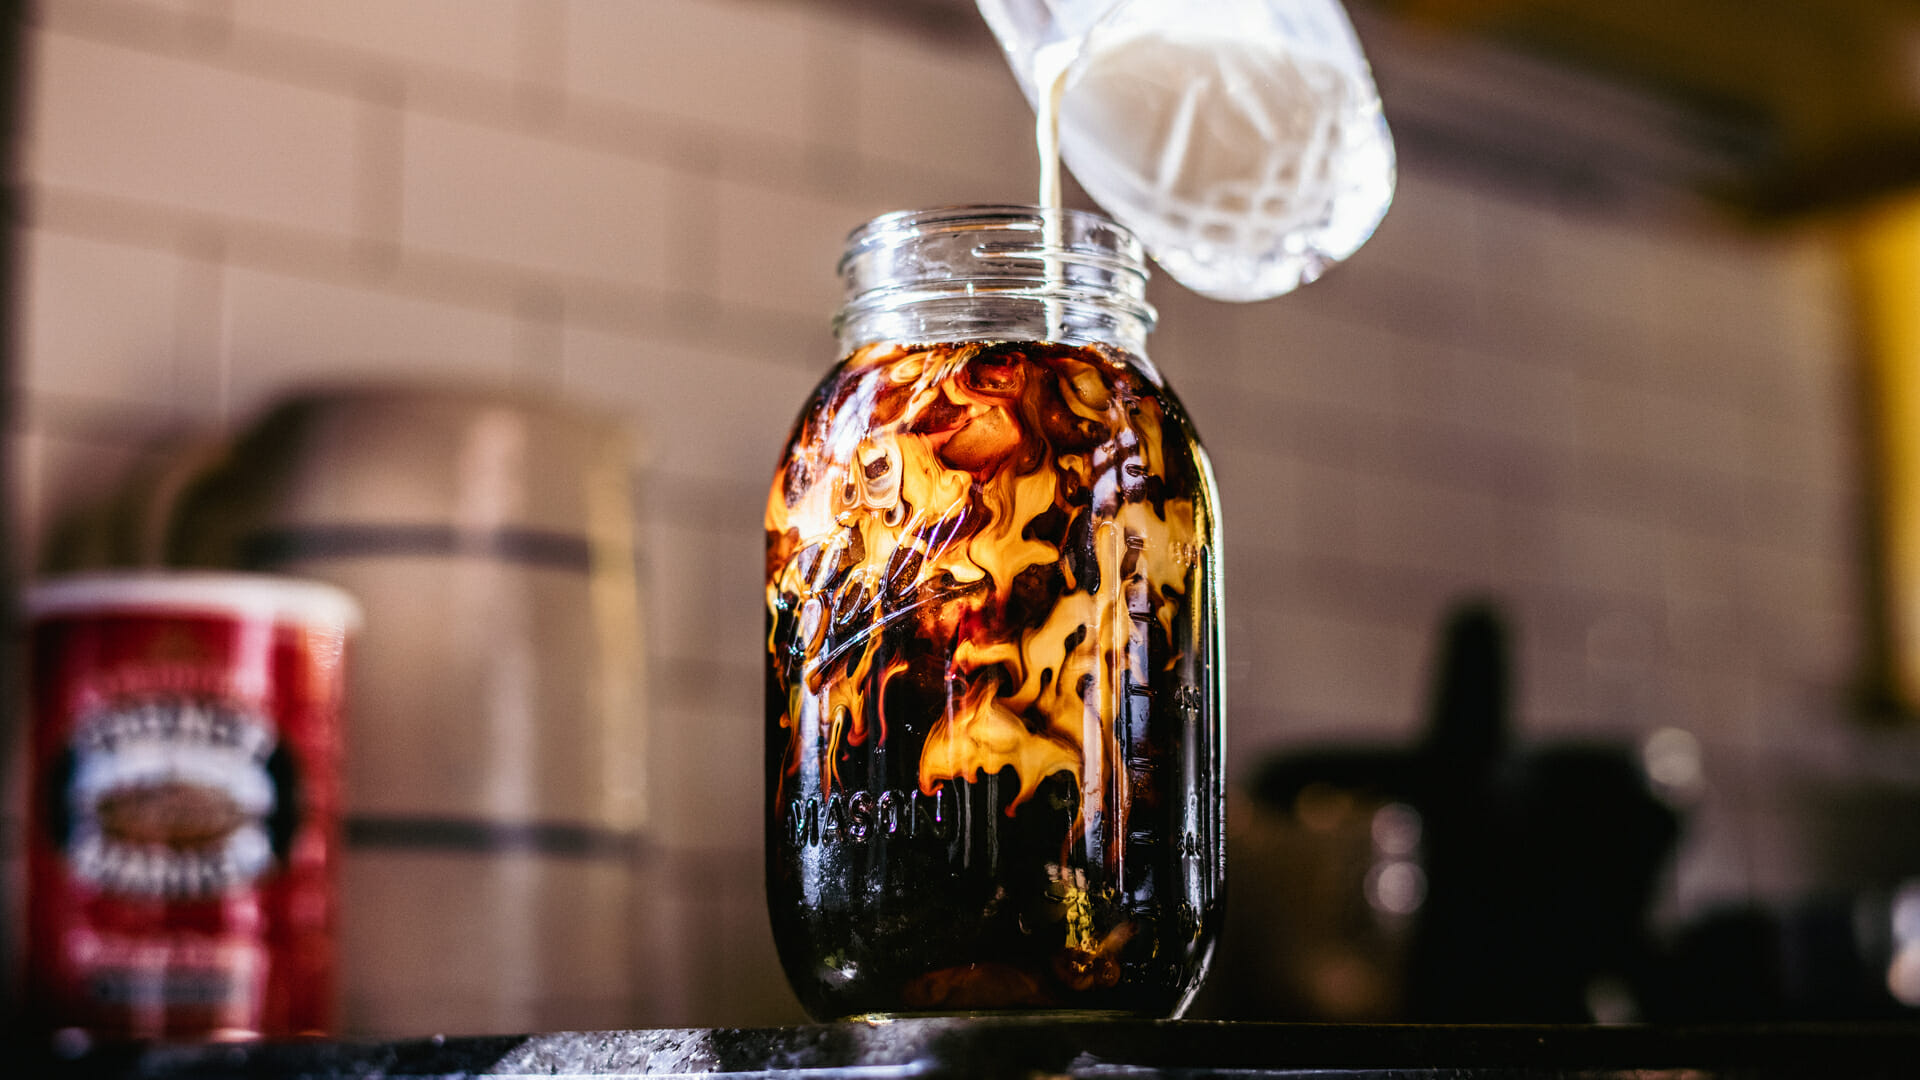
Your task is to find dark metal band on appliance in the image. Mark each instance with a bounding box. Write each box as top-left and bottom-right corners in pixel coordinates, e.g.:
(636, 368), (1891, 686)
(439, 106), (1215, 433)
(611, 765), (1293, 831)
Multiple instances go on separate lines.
(240, 524), (596, 574)
(344, 816), (641, 860)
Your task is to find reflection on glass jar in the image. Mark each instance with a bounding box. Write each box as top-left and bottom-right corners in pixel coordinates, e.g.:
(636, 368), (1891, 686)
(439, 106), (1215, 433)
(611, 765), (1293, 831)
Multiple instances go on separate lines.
(764, 207), (1225, 1019)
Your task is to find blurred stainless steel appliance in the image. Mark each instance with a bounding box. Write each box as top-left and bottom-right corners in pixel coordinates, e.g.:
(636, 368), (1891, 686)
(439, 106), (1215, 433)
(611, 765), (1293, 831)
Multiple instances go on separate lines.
(1211, 602), (1682, 1023)
(162, 386), (647, 1036)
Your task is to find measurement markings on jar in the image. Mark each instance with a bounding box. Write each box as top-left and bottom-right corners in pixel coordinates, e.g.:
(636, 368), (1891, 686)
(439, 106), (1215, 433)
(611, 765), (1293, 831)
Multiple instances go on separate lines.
(1169, 541), (1204, 569)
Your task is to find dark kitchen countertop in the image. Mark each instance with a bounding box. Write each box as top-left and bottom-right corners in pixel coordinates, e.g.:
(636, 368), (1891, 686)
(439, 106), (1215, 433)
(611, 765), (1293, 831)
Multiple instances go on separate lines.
(16, 1017), (1920, 1079)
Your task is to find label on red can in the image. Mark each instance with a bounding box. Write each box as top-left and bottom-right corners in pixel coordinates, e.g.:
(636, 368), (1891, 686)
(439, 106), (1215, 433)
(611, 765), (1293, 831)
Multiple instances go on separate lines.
(25, 574), (359, 1040)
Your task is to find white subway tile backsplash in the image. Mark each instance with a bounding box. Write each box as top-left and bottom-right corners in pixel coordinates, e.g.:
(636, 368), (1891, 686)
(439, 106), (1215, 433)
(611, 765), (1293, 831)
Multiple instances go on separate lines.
(647, 673), (763, 851)
(1511, 639), (1593, 729)
(1751, 356), (1857, 495)
(1539, 210), (1666, 320)
(1738, 551), (1859, 682)
(42, 0), (223, 32)
(709, 892), (807, 1025)
(1250, 607), (1429, 738)
(27, 31), (361, 235)
(1388, 418), (1562, 503)
(1487, 501), (1565, 590)
(640, 524), (764, 849)
(1208, 448), (1301, 557)
(1444, 349), (1580, 451)
(1658, 464), (1748, 540)
(1472, 192), (1564, 298)
(640, 519), (764, 670)
(1393, 343), (1580, 452)
(1205, 295), (1344, 388)
(1147, 281), (1245, 387)
(1163, 372), (1249, 453)
(1283, 460), (1367, 558)
(17, 424), (173, 573)
(1243, 302), (1401, 415)
(649, 657), (762, 853)
(1479, 288), (1652, 383)
(1389, 334), (1456, 423)
(339, 848), (643, 1035)
(401, 111), (678, 288)
(1643, 389), (1752, 479)
(1658, 526), (1742, 606)
(10, 430), (43, 576)
(1740, 475), (1849, 560)
(848, 168), (1037, 230)
(1646, 321), (1771, 412)
(226, 0), (523, 80)
(1570, 375), (1655, 459)
(120, 0), (221, 14)
(1559, 507), (1666, 598)
(1663, 662), (1765, 748)
(171, 256), (229, 417)
(1352, 473), (1497, 579)
(566, 0), (828, 147)
(1298, 259), (1478, 347)
(560, 326), (817, 485)
(19, 229), (192, 410)
(1648, 229), (1790, 349)
(630, 850), (805, 1027)
(1733, 541), (1835, 618)
(849, 18), (1034, 190)
(1660, 605), (1744, 689)
(1582, 606), (1680, 711)
(1777, 243), (1853, 378)
(222, 265), (520, 418)
(708, 178), (871, 321)
(1352, 169), (1480, 279)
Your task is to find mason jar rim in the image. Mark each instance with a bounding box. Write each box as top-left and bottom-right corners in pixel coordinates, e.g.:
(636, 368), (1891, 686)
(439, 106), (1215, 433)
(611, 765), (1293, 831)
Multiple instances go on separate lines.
(834, 205), (1157, 351)
(839, 204), (1146, 257)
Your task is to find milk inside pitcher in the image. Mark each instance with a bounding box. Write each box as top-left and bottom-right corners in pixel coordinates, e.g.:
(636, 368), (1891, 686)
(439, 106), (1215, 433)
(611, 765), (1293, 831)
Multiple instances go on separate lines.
(978, 0), (1396, 303)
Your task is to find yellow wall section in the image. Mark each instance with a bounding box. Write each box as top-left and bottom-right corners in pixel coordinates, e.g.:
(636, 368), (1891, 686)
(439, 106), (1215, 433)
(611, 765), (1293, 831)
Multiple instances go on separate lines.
(1855, 199), (1920, 710)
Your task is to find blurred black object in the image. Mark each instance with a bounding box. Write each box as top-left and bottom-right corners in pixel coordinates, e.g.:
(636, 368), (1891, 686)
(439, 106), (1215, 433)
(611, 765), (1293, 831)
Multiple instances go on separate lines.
(1643, 891), (1920, 1022)
(1241, 601), (1682, 1022)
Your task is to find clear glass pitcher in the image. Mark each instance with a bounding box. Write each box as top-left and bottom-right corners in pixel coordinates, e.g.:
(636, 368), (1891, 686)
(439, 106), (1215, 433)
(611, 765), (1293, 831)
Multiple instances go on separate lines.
(978, 0), (1396, 302)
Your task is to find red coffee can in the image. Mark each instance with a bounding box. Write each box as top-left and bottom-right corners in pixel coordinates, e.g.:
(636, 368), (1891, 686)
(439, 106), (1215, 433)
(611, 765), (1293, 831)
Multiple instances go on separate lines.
(24, 572), (360, 1041)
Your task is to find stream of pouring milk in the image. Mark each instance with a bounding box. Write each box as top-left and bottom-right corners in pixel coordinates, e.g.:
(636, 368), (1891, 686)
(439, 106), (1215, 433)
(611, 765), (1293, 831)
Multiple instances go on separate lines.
(1035, 40), (1075, 341)
(1036, 41), (1073, 212)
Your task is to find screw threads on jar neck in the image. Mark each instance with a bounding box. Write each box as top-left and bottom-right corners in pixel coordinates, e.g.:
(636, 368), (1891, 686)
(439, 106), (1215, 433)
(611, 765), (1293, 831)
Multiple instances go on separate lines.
(833, 206), (1158, 358)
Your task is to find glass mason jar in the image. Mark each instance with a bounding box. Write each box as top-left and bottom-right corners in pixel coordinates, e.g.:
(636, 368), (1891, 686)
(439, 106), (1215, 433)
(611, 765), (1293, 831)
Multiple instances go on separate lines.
(764, 206), (1224, 1019)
